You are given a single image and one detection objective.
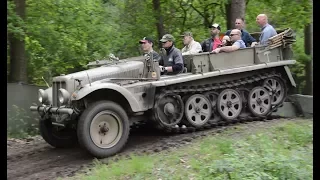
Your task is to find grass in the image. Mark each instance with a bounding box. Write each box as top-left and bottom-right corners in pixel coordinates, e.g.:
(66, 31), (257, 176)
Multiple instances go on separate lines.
(67, 119), (313, 180)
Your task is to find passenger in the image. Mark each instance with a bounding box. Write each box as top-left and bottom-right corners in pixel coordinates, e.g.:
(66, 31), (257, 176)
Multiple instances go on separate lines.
(221, 36), (232, 47)
(256, 14), (277, 45)
(201, 23), (222, 52)
(139, 37), (161, 61)
(180, 32), (202, 55)
(159, 34), (184, 75)
(225, 17), (257, 47)
(212, 29), (246, 54)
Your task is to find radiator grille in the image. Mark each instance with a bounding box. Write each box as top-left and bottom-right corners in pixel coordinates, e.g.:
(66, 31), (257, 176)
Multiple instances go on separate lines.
(52, 81), (66, 107)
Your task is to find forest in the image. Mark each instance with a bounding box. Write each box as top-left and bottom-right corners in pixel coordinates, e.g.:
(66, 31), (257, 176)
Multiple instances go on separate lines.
(7, 0), (313, 94)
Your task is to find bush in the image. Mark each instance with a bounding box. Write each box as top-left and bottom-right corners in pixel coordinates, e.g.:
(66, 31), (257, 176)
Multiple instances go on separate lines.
(7, 105), (39, 138)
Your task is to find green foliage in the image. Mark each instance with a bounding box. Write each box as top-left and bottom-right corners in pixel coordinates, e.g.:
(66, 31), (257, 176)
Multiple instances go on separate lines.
(72, 119), (313, 180)
(7, 105), (39, 138)
(7, 0), (312, 89)
(7, 1), (26, 40)
(81, 155), (155, 180)
(25, 0), (119, 85)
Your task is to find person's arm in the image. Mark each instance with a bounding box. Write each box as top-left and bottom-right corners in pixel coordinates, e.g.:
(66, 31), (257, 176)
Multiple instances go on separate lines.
(247, 33), (257, 44)
(165, 50), (183, 73)
(212, 41), (241, 53)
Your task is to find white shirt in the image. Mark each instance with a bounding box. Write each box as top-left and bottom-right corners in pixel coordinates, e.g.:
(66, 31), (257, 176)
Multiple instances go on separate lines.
(181, 40), (202, 55)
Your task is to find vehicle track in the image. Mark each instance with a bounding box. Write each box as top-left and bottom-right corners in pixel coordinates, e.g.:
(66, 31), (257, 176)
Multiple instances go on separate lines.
(8, 117), (294, 180)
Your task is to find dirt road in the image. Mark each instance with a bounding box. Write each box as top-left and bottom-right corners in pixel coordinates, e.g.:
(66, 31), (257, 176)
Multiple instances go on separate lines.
(7, 118), (300, 180)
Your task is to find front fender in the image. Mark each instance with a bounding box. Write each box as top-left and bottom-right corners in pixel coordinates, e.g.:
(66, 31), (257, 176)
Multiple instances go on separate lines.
(72, 83), (142, 112)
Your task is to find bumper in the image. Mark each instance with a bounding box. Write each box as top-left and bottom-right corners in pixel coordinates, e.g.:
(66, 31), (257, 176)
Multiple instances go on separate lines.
(30, 106), (74, 115)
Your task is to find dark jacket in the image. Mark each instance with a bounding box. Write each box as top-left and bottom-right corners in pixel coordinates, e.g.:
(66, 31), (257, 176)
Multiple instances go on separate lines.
(225, 29), (256, 47)
(159, 45), (184, 75)
(200, 38), (214, 52)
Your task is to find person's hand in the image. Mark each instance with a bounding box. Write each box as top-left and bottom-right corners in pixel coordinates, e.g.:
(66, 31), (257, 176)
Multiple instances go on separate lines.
(222, 39), (227, 45)
(159, 66), (165, 72)
(212, 48), (221, 54)
(251, 42), (258, 47)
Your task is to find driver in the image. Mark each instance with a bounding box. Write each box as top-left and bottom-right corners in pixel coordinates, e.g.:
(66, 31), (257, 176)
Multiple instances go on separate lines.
(159, 34), (184, 75)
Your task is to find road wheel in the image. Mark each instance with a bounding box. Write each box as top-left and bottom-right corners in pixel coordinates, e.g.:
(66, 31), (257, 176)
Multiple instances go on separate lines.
(248, 86), (272, 117)
(217, 89), (243, 120)
(77, 100), (130, 158)
(39, 118), (78, 148)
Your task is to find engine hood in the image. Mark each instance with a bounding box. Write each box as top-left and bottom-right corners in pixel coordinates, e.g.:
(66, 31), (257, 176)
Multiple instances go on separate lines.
(52, 60), (144, 85)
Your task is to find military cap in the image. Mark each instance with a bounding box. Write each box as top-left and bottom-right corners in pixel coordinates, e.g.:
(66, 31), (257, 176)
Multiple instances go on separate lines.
(180, 31), (193, 37)
(160, 34), (175, 42)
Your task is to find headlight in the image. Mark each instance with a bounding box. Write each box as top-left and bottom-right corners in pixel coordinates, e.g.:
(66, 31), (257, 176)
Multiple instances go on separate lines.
(38, 89), (48, 104)
(58, 88), (70, 105)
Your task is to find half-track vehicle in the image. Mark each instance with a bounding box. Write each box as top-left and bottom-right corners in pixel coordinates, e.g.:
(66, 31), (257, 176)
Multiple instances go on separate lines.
(30, 29), (297, 158)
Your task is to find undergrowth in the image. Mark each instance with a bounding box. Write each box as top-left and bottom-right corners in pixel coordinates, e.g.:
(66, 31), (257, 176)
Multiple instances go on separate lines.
(7, 105), (39, 138)
(69, 119), (313, 180)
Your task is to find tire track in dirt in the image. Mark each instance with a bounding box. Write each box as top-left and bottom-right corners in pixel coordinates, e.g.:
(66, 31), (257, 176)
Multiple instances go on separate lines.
(7, 118), (299, 180)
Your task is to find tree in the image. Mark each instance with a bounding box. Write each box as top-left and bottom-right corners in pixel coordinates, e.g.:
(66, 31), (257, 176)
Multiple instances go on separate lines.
(8, 0), (27, 83)
(153, 0), (165, 48)
(304, 0), (313, 95)
(225, 0), (246, 29)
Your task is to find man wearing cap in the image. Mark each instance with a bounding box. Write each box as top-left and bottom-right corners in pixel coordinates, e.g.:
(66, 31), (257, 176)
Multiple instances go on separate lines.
(181, 32), (202, 55)
(139, 37), (161, 61)
(212, 29), (246, 54)
(224, 18), (257, 47)
(201, 23), (222, 52)
(159, 34), (184, 75)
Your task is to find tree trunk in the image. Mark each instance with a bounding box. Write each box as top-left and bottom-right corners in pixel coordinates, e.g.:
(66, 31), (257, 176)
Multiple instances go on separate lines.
(225, 0), (246, 30)
(8, 0), (27, 83)
(304, 0), (313, 95)
(152, 0), (165, 49)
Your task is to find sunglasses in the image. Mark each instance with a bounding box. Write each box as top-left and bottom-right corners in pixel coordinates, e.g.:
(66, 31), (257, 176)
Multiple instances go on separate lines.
(161, 41), (168, 44)
(230, 34), (239, 36)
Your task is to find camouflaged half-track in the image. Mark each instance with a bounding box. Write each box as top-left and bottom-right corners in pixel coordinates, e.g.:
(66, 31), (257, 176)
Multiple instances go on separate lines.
(30, 28), (297, 158)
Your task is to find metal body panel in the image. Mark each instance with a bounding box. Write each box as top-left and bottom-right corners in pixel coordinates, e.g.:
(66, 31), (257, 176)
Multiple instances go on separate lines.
(125, 83), (156, 110)
(284, 66), (296, 87)
(73, 83), (143, 112)
(255, 46), (282, 63)
(152, 60), (296, 87)
(208, 48), (255, 70)
(191, 54), (210, 73)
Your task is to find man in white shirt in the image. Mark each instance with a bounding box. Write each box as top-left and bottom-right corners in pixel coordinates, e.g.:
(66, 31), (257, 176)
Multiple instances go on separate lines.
(180, 32), (202, 55)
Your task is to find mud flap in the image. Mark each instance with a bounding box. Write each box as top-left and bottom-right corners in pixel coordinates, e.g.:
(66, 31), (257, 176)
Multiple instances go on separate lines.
(284, 66), (296, 87)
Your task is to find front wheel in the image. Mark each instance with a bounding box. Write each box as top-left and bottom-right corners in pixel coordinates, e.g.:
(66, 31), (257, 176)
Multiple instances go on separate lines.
(39, 118), (78, 148)
(77, 100), (130, 158)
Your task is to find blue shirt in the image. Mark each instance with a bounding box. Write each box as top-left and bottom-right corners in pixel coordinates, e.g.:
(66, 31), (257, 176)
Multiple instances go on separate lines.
(233, 40), (246, 49)
(225, 29), (256, 46)
(259, 24), (277, 45)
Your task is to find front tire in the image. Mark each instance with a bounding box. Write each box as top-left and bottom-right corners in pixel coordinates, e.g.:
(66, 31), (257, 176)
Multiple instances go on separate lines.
(77, 100), (130, 158)
(39, 118), (78, 148)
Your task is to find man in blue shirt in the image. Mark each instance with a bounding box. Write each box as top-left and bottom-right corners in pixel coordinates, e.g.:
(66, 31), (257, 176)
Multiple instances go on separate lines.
(256, 14), (277, 45)
(225, 18), (257, 47)
(212, 29), (246, 54)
